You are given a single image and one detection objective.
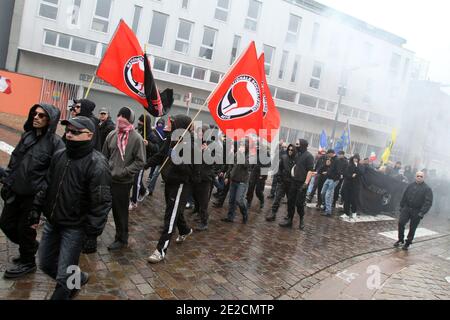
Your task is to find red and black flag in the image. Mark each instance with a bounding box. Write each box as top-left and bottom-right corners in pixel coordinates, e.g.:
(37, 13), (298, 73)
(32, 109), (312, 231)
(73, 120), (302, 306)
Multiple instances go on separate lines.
(96, 20), (172, 116)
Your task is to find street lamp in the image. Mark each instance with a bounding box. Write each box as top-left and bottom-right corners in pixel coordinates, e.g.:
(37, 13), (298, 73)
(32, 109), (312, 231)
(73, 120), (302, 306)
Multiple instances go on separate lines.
(329, 64), (379, 148)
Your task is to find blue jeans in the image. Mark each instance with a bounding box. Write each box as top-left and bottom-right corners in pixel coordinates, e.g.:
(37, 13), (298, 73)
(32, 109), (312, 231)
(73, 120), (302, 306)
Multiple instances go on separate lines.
(321, 179), (338, 214)
(147, 165), (160, 193)
(38, 222), (85, 300)
(227, 181), (248, 220)
(307, 175), (316, 195)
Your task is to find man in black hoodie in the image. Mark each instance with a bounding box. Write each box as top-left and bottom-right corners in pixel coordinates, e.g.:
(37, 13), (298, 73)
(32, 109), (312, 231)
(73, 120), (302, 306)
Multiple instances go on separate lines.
(0, 104), (64, 278)
(146, 114), (194, 263)
(97, 107), (115, 150)
(35, 116), (111, 299)
(69, 99), (101, 151)
(266, 144), (296, 222)
(279, 139), (314, 230)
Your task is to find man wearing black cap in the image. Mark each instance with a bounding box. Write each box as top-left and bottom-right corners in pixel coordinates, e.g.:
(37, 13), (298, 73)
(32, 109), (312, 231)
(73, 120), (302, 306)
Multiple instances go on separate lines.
(33, 116), (111, 299)
(69, 99), (101, 150)
(0, 104), (64, 279)
(145, 114), (194, 263)
(103, 107), (146, 250)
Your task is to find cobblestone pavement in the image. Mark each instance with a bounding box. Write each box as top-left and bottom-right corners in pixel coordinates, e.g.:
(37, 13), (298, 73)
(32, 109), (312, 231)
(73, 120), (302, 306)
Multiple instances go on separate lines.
(1, 119), (450, 300)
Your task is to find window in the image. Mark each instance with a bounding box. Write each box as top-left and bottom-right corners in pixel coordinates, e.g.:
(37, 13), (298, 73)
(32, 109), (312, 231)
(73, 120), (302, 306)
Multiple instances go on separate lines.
(58, 34), (71, 49)
(175, 19), (193, 54)
(168, 61), (181, 75)
(286, 14), (301, 44)
(181, 0), (189, 9)
(311, 22), (320, 50)
(132, 6), (142, 33)
(149, 12), (169, 47)
(310, 62), (323, 89)
(180, 64), (193, 77)
(339, 105), (352, 116)
(317, 99), (326, 110)
(299, 94), (317, 108)
(327, 102), (336, 112)
(244, 0), (261, 31)
(290, 55), (300, 83)
(275, 88), (296, 102)
(390, 53), (401, 75)
(215, 0), (230, 22)
(263, 45), (275, 76)
(44, 30), (58, 46)
(91, 0), (112, 33)
(71, 37), (97, 55)
(352, 108), (360, 118)
(210, 71), (222, 83)
(193, 67), (206, 80)
(39, 0), (59, 20)
(199, 27), (217, 60)
(230, 35), (241, 64)
(359, 110), (368, 120)
(278, 51), (289, 80)
(153, 57), (167, 71)
(402, 58), (410, 81)
(70, 0), (81, 25)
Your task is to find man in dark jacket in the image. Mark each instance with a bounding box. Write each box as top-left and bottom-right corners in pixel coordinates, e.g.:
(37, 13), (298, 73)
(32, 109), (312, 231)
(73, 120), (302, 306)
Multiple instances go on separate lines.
(69, 99), (100, 150)
(266, 144), (296, 222)
(0, 104), (64, 279)
(279, 139), (314, 230)
(146, 118), (167, 195)
(333, 151), (348, 208)
(103, 107), (146, 250)
(246, 141), (270, 210)
(34, 116), (111, 300)
(320, 149), (344, 216)
(97, 107), (115, 150)
(221, 139), (251, 224)
(394, 171), (433, 250)
(146, 115), (194, 263)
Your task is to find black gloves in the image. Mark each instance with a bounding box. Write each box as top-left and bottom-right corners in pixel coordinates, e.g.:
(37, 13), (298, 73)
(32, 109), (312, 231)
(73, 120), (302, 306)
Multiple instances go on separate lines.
(28, 210), (41, 226)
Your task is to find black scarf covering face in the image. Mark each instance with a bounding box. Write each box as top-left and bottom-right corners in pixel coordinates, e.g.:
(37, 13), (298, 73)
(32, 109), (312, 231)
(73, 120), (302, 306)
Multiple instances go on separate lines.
(66, 140), (93, 159)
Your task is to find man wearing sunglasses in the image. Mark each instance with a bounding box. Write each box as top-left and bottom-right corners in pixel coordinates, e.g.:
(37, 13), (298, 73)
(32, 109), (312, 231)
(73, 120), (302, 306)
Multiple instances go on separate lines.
(0, 104), (64, 279)
(68, 99), (101, 151)
(394, 171), (433, 250)
(33, 116), (111, 299)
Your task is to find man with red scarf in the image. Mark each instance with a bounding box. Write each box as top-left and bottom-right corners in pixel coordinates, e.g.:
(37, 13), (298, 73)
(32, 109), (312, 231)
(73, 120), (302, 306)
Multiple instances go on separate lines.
(102, 107), (146, 250)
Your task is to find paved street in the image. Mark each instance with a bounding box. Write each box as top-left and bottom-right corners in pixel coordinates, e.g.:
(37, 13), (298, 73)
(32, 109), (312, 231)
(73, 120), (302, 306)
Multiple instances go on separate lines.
(0, 117), (449, 300)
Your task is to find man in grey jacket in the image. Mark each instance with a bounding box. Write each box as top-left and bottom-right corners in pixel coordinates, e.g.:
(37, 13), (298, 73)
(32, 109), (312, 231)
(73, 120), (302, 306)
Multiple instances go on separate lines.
(103, 107), (146, 250)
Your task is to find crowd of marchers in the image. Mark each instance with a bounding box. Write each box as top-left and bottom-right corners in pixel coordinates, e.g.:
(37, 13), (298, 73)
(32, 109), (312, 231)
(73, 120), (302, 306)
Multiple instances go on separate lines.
(0, 100), (439, 299)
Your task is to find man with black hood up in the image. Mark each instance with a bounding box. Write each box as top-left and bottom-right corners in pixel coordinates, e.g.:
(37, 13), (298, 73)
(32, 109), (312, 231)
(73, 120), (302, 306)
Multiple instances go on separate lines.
(145, 118), (167, 195)
(146, 114), (194, 263)
(69, 99), (101, 151)
(0, 104), (64, 278)
(279, 139), (314, 230)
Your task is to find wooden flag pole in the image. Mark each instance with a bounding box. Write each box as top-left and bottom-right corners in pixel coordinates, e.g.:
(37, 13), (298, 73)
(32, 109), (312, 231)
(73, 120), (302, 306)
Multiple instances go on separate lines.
(84, 75), (96, 98)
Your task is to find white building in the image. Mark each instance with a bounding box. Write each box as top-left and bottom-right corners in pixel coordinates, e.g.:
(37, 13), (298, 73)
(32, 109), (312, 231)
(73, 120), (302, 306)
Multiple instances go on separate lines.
(4, 0), (416, 157)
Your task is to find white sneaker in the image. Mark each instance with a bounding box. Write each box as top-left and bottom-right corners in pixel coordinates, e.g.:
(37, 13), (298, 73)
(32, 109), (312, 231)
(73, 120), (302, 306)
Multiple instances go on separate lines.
(176, 228), (193, 243)
(147, 249), (165, 263)
(352, 213), (357, 219)
(340, 214), (349, 219)
(128, 202), (138, 211)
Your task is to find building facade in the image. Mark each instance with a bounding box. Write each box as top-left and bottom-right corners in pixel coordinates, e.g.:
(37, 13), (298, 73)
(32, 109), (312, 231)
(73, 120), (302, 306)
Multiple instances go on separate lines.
(4, 0), (416, 157)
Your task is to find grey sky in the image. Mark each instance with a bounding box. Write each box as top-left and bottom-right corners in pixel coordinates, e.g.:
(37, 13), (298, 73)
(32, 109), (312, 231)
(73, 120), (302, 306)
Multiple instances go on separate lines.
(318, 0), (450, 84)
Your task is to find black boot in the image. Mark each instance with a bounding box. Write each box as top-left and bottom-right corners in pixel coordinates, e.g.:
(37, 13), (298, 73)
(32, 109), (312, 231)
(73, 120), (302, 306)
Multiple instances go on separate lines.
(279, 218), (293, 228)
(299, 217), (305, 230)
(3, 261), (37, 279)
(266, 212), (276, 222)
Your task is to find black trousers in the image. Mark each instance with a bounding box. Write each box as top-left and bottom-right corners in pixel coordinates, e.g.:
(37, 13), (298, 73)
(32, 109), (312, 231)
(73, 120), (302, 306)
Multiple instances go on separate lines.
(343, 186), (358, 214)
(316, 175), (326, 206)
(269, 175), (278, 197)
(287, 181), (307, 220)
(333, 179), (344, 205)
(398, 208), (422, 243)
(157, 183), (191, 255)
(192, 180), (212, 225)
(247, 173), (266, 206)
(0, 194), (39, 263)
(130, 169), (146, 203)
(111, 183), (133, 244)
(272, 181), (289, 214)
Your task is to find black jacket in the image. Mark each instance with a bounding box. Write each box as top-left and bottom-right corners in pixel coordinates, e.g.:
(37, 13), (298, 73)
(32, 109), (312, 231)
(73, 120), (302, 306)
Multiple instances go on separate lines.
(325, 156), (342, 181)
(137, 115), (159, 159)
(292, 149), (314, 183)
(2, 104), (64, 197)
(37, 148), (112, 236)
(98, 117), (115, 150)
(278, 144), (296, 182)
(400, 182), (433, 216)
